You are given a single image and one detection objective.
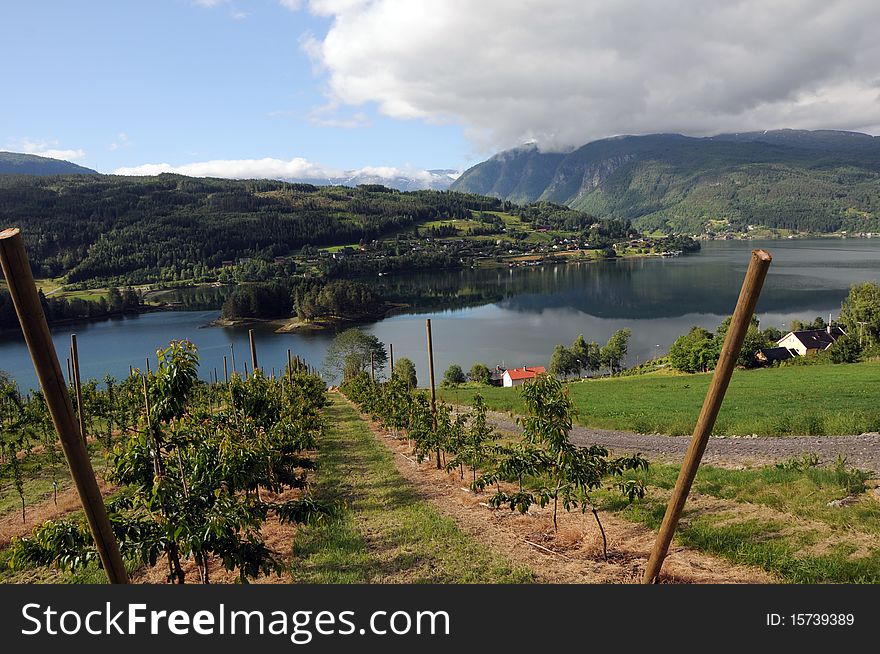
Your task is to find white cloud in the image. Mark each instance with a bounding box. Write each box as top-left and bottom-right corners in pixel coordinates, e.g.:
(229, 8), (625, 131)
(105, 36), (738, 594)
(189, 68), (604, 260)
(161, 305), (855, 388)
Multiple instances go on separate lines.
(303, 0), (880, 152)
(114, 156), (341, 179)
(308, 102), (371, 128)
(278, 0), (302, 10)
(14, 138), (86, 161)
(108, 132), (130, 151)
(113, 156), (457, 188)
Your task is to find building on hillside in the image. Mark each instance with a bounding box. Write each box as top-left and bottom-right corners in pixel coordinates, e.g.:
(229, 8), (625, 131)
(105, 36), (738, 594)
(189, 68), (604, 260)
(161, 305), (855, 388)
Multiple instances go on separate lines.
(755, 346), (798, 364)
(502, 366), (546, 387)
(775, 325), (845, 356)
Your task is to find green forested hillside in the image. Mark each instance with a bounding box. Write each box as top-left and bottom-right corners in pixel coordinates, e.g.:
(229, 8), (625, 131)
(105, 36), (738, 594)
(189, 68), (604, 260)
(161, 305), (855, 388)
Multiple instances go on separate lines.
(452, 130), (880, 235)
(0, 174), (502, 284)
(0, 152), (96, 176)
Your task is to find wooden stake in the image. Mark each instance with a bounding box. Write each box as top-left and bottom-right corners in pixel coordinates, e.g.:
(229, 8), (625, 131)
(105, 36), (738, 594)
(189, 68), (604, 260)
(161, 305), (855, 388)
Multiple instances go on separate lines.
(66, 357), (72, 386)
(287, 349), (293, 378)
(389, 343), (394, 373)
(642, 249), (772, 584)
(426, 319), (440, 468)
(0, 228), (128, 584)
(70, 334), (86, 445)
(249, 328), (259, 373)
(223, 355), (229, 383)
(370, 353), (375, 382)
(230, 343), (237, 376)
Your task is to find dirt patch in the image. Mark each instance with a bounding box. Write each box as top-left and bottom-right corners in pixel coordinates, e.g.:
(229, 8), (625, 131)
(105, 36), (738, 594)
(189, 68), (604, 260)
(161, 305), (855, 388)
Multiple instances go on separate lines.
(0, 479), (116, 549)
(352, 401), (774, 584)
(132, 486), (303, 585)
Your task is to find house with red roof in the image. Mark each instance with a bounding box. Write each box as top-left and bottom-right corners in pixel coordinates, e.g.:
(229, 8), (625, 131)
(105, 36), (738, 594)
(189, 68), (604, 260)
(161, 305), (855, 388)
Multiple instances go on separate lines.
(502, 366), (546, 387)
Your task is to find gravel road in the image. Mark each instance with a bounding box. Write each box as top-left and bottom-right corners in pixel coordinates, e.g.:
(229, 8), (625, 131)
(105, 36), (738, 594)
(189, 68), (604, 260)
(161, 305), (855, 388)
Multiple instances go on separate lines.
(482, 409), (880, 474)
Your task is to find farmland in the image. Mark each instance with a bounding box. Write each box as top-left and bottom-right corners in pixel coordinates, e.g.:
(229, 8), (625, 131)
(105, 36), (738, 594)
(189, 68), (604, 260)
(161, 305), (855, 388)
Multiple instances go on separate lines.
(439, 361), (880, 437)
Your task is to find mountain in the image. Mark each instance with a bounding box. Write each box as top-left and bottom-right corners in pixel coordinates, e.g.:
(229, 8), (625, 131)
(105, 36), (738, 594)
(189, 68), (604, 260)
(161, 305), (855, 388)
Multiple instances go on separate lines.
(301, 168), (460, 191)
(0, 152), (97, 176)
(451, 130), (880, 235)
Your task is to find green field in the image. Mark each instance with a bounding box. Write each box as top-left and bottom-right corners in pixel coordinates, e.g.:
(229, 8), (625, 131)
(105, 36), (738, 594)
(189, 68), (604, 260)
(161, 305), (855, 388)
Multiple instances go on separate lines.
(439, 361), (880, 436)
(598, 461), (880, 583)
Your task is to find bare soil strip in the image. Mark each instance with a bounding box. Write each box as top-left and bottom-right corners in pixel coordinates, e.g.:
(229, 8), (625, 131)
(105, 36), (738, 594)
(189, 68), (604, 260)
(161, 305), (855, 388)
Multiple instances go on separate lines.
(353, 401), (774, 584)
(0, 480), (116, 549)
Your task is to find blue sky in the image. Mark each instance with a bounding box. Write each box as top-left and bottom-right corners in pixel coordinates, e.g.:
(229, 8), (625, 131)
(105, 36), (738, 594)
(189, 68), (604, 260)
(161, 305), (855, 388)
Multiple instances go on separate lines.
(1, 1), (472, 174)
(4, 1), (879, 180)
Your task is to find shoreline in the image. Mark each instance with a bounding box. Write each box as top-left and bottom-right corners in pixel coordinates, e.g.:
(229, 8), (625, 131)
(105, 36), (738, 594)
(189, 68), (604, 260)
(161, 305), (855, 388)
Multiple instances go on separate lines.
(209, 302), (411, 334)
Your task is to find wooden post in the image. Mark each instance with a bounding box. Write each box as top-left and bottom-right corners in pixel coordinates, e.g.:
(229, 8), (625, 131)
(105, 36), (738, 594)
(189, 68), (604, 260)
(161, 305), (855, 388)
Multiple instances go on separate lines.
(223, 355), (229, 383)
(426, 319), (440, 468)
(389, 343), (394, 374)
(370, 353), (375, 382)
(213, 367), (218, 386)
(642, 249), (772, 584)
(249, 328), (259, 373)
(70, 334), (86, 445)
(0, 228), (128, 584)
(230, 343), (237, 376)
(66, 357), (72, 386)
(244, 361), (249, 378)
(287, 349), (293, 378)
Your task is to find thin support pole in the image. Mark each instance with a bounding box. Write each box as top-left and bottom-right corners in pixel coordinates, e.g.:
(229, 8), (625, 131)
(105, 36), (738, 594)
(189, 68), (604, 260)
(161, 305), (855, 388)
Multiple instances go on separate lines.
(249, 328), (259, 373)
(287, 349), (293, 378)
(370, 353), (375, 382)
(0, 228), (128, 584)
(230, 343), (237, 376)
(389, 343), (394, 373)
(642, 249), (772, 584)
(223, 355), (229, 383)
(426, 319), (440, 469)
(71, 334), (86, 445)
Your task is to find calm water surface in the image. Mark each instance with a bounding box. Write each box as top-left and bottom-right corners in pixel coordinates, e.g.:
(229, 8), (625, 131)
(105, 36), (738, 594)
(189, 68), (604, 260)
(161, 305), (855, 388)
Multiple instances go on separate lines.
(1, 239), (878, 390)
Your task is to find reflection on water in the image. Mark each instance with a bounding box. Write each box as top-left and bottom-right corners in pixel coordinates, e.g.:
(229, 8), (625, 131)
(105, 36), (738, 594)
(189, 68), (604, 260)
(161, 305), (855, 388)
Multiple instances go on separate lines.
(1, 239), (878, 390)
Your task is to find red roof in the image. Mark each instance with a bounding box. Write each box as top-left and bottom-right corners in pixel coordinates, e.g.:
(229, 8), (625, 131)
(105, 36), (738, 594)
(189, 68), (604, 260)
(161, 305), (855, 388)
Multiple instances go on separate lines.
(505, 366), (546, 381)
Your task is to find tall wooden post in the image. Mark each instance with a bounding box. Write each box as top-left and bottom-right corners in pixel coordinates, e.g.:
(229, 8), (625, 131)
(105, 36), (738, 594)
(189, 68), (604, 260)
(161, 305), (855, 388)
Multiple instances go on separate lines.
(426, 319), (440, 468)
(230, 343), (237, 376)
(249, 328), (259, 373)
(389, 343), (394, 373)
(643, 249), (772, 584)
(287, 349), (293, 378)
(70, 334), (86, 445)
(0, 228), (128, 583)
(66, 357), (72, 386)
(244, 361), (249, 379)
(223, 355), (229, 383)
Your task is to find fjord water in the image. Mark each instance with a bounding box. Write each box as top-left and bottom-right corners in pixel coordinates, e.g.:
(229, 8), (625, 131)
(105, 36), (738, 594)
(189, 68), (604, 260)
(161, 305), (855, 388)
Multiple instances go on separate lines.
(1, 239), (879, 390)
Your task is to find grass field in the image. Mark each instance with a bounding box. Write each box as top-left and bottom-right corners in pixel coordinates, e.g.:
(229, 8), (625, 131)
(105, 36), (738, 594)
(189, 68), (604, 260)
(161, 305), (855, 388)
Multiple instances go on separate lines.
(290, 396), (534, 583)
(597, 461), (880, 583)
(439, 361), (880, 436)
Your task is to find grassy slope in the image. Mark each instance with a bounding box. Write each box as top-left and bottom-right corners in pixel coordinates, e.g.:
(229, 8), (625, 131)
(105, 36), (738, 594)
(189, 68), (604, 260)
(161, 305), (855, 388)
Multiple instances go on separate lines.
(290, 396), (533, 583)
(440, 361), (880, 436)
(599, 462), (880, 583)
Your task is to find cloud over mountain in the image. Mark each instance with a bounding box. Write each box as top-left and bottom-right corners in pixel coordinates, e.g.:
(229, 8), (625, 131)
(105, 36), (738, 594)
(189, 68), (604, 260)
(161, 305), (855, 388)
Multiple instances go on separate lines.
(303, 0), (880, 152)
(113, 157), (459, 190)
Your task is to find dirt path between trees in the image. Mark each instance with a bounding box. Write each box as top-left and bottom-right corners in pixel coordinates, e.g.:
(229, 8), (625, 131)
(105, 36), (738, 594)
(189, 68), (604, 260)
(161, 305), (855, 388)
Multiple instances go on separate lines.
(480, 409), (880, 472)
(354, 401), (774, 584)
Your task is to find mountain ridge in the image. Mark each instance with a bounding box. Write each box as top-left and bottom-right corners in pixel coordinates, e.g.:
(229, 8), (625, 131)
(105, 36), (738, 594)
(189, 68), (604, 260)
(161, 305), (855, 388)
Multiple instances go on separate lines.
(451, 130), (880, 235)
(0, 152), (97, 176)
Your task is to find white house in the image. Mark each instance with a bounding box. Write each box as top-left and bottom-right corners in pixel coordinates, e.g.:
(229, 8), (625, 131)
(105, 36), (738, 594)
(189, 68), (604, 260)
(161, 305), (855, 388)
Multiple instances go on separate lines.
(776, 325), (845, 356)
(502, 366), (546, 387)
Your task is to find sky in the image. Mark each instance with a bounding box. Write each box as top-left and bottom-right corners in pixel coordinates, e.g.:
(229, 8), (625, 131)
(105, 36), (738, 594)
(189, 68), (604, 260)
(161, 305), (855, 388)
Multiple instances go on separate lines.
(3, 0), (880, 181)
